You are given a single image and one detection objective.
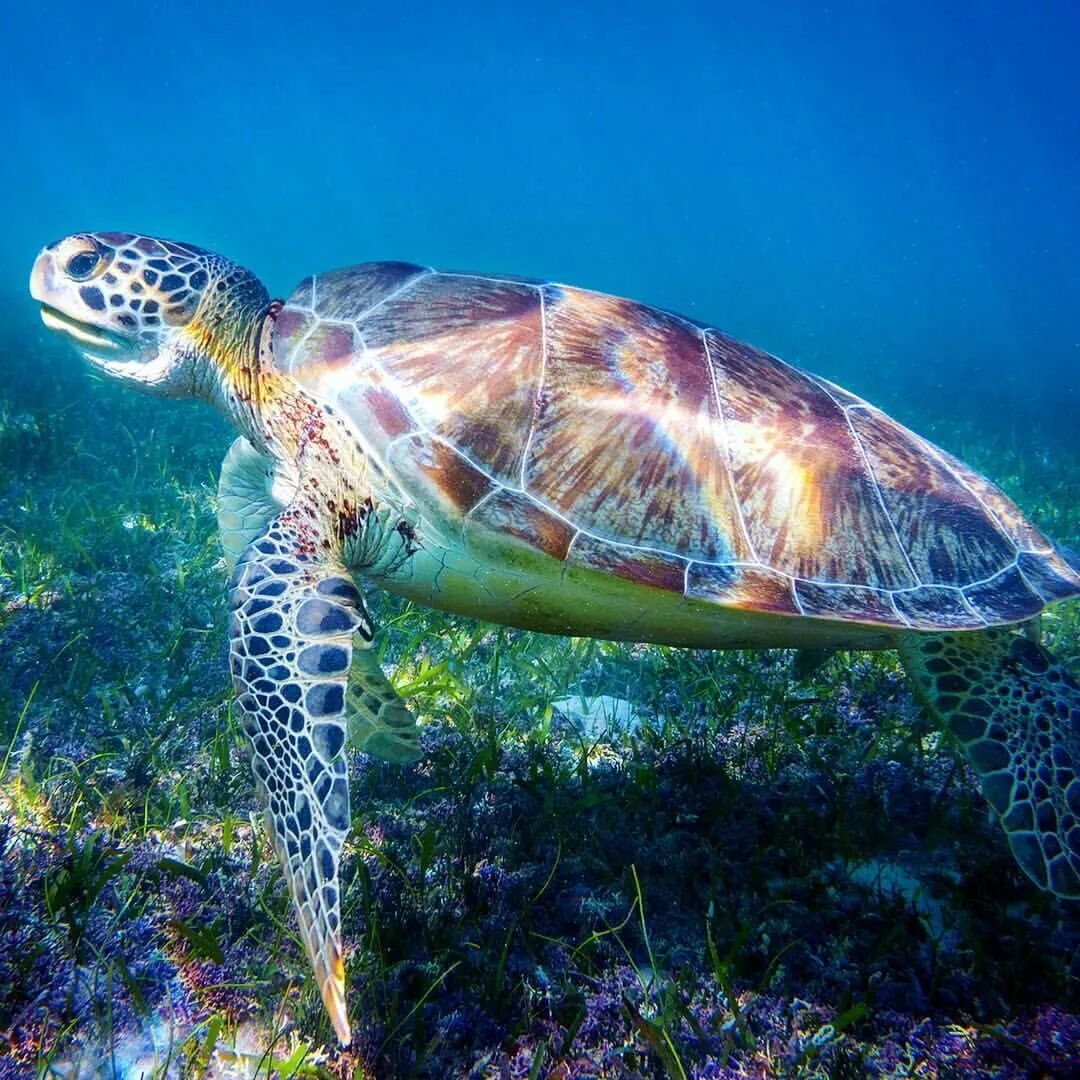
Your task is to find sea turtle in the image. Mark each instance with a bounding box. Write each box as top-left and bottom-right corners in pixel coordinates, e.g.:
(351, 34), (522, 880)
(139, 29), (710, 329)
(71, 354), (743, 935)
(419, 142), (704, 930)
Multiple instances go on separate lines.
(29, 231), (1080, 1045)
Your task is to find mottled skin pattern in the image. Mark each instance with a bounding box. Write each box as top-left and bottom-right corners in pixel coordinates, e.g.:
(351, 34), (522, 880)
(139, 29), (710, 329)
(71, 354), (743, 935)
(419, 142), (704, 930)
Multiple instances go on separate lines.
(29, 233), (1080, 1047)
(900, 631), (1080, 896)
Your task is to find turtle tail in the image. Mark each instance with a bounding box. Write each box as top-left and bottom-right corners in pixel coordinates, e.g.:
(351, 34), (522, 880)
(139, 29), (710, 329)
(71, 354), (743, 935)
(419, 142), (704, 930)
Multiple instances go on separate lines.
(898, 629), (1080, 898)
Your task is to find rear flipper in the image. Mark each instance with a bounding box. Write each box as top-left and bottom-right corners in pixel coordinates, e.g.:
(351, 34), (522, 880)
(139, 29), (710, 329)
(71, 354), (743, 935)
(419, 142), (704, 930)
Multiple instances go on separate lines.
(899, 629), (1080, 897)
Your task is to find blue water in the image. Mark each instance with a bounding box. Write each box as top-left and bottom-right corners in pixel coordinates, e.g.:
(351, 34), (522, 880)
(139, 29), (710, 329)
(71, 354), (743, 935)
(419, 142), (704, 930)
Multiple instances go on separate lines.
(3, 1), (1078, 435)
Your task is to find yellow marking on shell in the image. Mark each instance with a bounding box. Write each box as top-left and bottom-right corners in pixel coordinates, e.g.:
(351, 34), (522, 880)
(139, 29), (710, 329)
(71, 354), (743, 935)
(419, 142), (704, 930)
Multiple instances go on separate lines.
(571, 384), (736, 533)
(402, 383), (457, 426)
(732, 418), (827, 556)
(766, 446), (817, 521)
(364, 319), (539, 424)
(695, 412), (738, 543)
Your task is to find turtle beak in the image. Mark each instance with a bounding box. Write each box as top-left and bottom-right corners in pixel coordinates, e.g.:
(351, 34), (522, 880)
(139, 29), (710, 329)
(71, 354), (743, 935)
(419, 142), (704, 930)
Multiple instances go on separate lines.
(38, 303), (126, 355)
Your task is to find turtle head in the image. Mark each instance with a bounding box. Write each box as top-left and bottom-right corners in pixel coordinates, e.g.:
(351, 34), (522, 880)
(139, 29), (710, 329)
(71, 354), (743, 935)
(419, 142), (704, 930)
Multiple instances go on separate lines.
(30, 232), (270, 400)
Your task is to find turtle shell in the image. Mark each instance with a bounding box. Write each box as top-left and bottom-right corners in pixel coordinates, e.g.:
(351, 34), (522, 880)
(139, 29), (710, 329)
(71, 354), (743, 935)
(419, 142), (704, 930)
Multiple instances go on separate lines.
(273, 264), (1080, 631)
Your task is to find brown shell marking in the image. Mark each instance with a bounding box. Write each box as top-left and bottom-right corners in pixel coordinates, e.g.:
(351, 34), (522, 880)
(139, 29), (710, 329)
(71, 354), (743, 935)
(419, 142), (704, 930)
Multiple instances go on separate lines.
(469, 489), (576, 561)
(384, 433), (497, 531)
(568, 533), (688, 594)
(361, 274), (544, 486)
(686, 562), (802, 617)
(275, 264), (1080, 631)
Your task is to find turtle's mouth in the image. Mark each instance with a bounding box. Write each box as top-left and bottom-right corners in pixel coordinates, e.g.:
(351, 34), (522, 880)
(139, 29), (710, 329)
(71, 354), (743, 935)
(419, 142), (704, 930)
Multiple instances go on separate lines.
(38, 301), (182, 390)
(39, 304), (132, 359)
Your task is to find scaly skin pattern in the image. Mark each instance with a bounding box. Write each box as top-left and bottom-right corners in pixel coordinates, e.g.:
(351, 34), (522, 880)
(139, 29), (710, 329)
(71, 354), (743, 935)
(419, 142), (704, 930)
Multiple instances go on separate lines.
(27, 232), (1080, 1046)
(222, 308), (409, 1046)
(901, 630), (1080, 897)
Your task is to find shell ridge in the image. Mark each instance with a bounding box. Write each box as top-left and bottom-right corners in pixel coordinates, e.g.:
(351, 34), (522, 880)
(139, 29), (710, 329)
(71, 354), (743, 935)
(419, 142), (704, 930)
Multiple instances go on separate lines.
(1016, 554), (1077, 605)
(888, 577), (988, 616)
(467, 479), (747, 568)
(385, 429), (502, 490)
(349, 266), (434, 326)
(290, 318), (322, 371)
(790, 575), (911, 626)
(701, 327), (758, 566)
(463, 487), (502, 522)
(288, 266), (1060, 628)
(387, 428), (507, 529)
(465, 468), (991, 592)
(438, 270), (545, 288)
(294, 277), (316, 315)
(519, 285), (551, 490)
(957, 554), (1026, 595)
(886, 592), (912, 626)
(702, 328), (919, 594)
(959, 587), (989, 630)
(956, 589), (990, 624)
(789, 578), (807, 616)
(889, 596), (915, 630)
(815, 393), (921, 590)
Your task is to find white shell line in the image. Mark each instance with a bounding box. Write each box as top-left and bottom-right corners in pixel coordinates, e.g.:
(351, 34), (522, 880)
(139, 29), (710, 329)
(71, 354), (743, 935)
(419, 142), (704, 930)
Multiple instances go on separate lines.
(519, 285), (548, 491)
(701, 329), (757, 565)
(349, 268), (434, 325)
(816, 392), (921, 590)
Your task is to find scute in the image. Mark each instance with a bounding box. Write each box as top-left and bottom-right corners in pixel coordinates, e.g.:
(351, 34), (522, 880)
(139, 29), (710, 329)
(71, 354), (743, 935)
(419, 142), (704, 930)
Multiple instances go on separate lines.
(274, 263), (1080, 630)
(527, 288), (746, 564)
(846, 405), (1018, 584)
(363, 274), (544, 485)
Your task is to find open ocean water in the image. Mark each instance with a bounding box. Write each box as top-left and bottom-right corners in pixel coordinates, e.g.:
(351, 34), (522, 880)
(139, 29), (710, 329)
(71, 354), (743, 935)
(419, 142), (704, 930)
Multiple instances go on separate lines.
(1, 3), (1078, 1076)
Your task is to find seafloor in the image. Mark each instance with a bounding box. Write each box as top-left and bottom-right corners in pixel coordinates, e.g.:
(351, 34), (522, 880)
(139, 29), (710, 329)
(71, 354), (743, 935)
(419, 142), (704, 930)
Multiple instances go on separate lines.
(1, 327), (1078, 1078)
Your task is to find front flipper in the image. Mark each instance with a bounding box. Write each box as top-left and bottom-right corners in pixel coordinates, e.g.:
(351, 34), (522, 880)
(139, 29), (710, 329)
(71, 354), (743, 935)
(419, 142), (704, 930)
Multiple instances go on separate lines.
(229, 518), (375, 1045)
(899, 629), (1080, 897)
(346, 646), (423, 764)
(217, 437), (281, 567)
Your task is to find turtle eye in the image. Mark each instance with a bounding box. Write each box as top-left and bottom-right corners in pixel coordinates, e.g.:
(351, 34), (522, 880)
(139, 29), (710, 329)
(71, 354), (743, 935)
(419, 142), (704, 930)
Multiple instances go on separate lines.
(65, 248), (102, 281)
